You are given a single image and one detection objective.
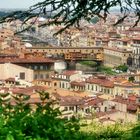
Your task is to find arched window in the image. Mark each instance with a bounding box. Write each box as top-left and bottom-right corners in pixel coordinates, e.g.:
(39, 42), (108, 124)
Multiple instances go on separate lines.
(127, 57), (133, 66)
(62, 83), (65, 88)
(40, 74), (44, 79)
(54, 82), (57, 87)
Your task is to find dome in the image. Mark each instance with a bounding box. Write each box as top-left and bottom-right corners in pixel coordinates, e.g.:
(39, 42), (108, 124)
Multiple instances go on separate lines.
(25, 43), (32, 48)
(54, 60), (67, 73)
(38, 17), (46, 22)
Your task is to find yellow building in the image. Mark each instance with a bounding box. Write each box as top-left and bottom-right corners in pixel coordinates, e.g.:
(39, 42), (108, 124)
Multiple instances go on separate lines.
(104, 47), (132, 67)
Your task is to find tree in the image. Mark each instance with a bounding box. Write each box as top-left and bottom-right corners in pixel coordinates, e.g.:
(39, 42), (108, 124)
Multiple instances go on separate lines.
(0, 91), (80, 139)
(0, 0), (140, 34)
(116, 65), (128, 72)
(128, 76), (135, 82)
(90, 16), (99, 24)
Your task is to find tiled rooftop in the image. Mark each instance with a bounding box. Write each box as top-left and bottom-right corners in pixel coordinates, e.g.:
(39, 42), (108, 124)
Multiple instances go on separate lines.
(0, 58), (54, 63)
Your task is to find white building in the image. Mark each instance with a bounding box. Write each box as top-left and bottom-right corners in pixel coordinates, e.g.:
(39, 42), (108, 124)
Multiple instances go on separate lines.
(0, 63), (33, 82)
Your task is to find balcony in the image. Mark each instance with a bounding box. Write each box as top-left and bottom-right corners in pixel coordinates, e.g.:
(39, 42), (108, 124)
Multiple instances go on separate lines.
(133, 44), (140, 47)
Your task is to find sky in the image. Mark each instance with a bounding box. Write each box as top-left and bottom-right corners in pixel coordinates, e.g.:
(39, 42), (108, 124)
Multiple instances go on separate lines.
(0, 0), (43, 9)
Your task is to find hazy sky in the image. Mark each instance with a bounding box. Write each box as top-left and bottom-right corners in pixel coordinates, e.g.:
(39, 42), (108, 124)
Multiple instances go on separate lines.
(0, 0), (43, 9)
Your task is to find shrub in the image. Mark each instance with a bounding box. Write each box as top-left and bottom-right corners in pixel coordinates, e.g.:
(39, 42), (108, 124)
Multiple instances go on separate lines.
(79, 61), (97, 67)
(0, 91), (138, 140)
(0, 92), (80, 140)
(97, 66), (116, 75)
(128, 76), (135, 82)
(116, 65), (128, 72)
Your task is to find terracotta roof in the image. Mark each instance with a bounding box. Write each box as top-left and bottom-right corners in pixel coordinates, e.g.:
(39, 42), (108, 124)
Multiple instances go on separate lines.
(111, 96), (136, 105)
(117, 38), (130, 42)
(129, 27), (140, 32)
(12, 86), (49, 95)
(128, 95), (136, 101)
(80, 97), (105, 108)
(0, 58), (54, 63)
(127, 104), (137, 111)
(0, 87), (9, 93)
(5, 78), (15, 82)
(70, 81), (85, 87)
(33, 79), (52, 83)
(85, 110), (117, 119)
(0, 54), (18, 57)
(115, 81), (136, 87)
(62, 70), (79, 76)
(110, 77), (127, 83)
(27, 46), (103, 50)
(111, 96), (128, 104)
(99, 117), (116, 123)
(10, 97), (48, 105)
(117, 73), (140, 78)
(86, 77), (114, 88)
(132, 36), (140, 41)
(104, 47), (132, 53)
(59, 95), (83, 106)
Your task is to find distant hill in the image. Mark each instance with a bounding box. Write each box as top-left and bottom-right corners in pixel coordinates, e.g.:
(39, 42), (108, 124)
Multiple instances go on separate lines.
(0, 11), (10, 17)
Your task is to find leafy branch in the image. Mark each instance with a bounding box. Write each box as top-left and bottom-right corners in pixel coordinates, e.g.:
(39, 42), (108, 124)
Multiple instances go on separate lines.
(0, 0), (140, 34)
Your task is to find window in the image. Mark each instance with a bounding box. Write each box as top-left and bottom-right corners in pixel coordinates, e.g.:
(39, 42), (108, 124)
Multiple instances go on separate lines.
(54, 82), (57, 87)
(28, 66), (32, 69)
(40, 74), (44, 79)
(69, 106), (74, 111)
(40, 65), (44, 70)
(108, 89), (110, 94)
(88, 84), (90, 90)
(85, 108), (90, 113)
(62, 83), (65, 88)
(34, 65), (38, 70)
(91, 85), (94, 90)
(20, 72), (25, 80)
(95, 86), (97, 91)
(123, 42), (127, 46)
(66, 83), (68, 88)
(34, 74), (38, 79)
(48, 82), (51, 86)
(64, 107), (68, 111)
(44, 66), (47, 70)
(45, 74), (49, 78)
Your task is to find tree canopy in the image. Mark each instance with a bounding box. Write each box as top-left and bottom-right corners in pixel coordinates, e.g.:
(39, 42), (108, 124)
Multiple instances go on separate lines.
(0, 0), (140, 34)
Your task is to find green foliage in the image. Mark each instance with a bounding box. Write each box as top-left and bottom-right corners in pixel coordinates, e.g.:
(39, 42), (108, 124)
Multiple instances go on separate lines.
(0, 91), (140, 140)
(15, 81), (20, 85)
(128, 76), (135, 82)
(0, 0), (140, 34)
(116, 65), (128, 72)
(79, 61), (97, 67)
(90, 17), (99, 24)
(97, 66), (116, 75)
(80, 122), (137, 140)
(131, 123), (140, 139)
(95, 124), (124, 139)
(0, 91), (80, 140)
(0, 11), (10, 17)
